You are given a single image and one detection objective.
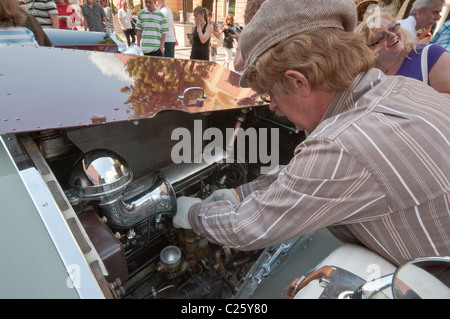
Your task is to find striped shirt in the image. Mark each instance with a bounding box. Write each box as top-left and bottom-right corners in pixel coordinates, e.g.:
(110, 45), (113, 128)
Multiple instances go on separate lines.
(189, 69), (450, 266)
(135, 8), (168, 53)
(0, 27), (38, 47)
(429, 21), (450, 53)
(25, 0), (58, 29)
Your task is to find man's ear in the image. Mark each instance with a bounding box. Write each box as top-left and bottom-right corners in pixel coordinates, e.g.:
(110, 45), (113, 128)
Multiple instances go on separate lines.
(284, 70), (311, 96)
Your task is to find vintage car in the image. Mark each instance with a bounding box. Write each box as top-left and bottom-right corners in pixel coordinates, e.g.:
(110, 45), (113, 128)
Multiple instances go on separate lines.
(0, 43), (448, 301)
(43, 28), (142, 55)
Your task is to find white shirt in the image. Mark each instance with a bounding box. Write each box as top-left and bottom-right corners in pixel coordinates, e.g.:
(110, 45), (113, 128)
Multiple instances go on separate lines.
(397, 15), (417, 42)
(160, 5), (176, 42)
(118, 8), (132, 30)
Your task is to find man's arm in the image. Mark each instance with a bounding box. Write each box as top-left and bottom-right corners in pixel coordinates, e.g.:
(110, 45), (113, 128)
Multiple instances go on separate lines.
(160, 33), (166, 52)
(117, 11), (125, 30)
(50, 14), (59, 29)
(188, 139), (387, 250)
(136, 29), (142, 46)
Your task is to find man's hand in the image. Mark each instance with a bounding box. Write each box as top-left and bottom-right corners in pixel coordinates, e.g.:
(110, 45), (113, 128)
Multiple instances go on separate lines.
(173, 197), (202, 229)
(204, 188), (240, 204)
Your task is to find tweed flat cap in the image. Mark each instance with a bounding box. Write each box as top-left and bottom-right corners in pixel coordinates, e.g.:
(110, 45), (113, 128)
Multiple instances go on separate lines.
(239, 0), (358, 87)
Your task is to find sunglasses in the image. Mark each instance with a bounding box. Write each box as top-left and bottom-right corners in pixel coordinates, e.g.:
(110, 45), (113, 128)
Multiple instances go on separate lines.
(369, 23), (400, 47)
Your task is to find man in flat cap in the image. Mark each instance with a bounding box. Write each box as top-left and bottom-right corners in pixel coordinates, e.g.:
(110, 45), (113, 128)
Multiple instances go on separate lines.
(174, 0), (450, 268)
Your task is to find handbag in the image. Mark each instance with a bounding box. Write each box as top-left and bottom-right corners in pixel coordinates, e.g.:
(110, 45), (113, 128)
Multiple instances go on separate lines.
(210, 32), (223, 48)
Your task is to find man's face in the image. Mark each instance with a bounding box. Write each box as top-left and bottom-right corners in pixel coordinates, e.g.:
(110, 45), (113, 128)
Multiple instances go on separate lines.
(266, 80), (318, 133)
(145, 0), (156, 11)
(416, 1), (443, 30)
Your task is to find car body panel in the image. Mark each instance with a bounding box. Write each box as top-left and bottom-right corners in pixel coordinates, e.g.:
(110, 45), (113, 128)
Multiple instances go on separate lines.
(0, 137), (96, 298)
(44, 28), (126, 53)
(0, 45), (259, 135)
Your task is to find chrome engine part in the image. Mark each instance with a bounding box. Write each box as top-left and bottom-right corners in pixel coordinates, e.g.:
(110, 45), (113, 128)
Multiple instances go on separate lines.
(67, 149), (176, 229)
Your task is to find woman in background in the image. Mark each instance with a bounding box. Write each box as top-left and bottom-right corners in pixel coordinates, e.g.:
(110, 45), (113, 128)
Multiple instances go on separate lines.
(188, 6), (211, 61)
(356, 6), (450, 97)
(220, 14), (234, 68)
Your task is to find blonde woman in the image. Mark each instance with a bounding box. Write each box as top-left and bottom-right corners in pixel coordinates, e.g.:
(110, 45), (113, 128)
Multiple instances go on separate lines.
(356, 6), (450, 97)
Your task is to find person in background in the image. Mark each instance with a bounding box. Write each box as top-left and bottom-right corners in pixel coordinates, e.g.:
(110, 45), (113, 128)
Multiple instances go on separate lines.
(157, 0), (177, 57)
(24, 0), (59, 29)
(18, 1), (53, 46)
(136, 0), (167, 56)
(118, 0), (135, 46)
(206, 9), (220, 62)
(429, 20), (450, 52)
(55, 0), (79, 30)
(416, 25), (432, 44)
(397, 0), (444, 42)
(173, 0), (450, 269)
(0, 0), (39, 46)
(188, 6), (211, 61)
(99, 0), (113, 32)
(220, 13), (234, 68)
(356, 6), (450, 97)
(81, 0), (106, 32)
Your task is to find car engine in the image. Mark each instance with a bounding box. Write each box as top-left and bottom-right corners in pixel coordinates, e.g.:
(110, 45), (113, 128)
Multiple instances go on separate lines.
(23, 107), (305, 299)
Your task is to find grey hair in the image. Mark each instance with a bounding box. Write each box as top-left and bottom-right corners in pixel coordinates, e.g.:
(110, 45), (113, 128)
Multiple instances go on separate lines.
(410, 0), (444, 15)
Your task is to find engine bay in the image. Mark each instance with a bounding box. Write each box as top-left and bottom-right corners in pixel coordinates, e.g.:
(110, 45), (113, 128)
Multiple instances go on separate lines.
(12, 106), (307, 299)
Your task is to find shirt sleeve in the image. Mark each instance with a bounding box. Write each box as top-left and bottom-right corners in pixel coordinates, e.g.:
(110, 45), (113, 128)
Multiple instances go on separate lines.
(100, 7), (106, 18)
(189, 137), (388, 250)
(162, 18), (169, 34)
(426, 43), (446, 72)
(47, 1), (58, 16)
(135, 12), (142, 30)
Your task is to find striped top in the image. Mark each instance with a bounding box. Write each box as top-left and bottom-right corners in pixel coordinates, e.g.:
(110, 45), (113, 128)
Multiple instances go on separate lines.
(135, 8), (168, 53)
(25, 0), (58, 29)
(189, 69), (450, 266)
(0, 27), (38, 47)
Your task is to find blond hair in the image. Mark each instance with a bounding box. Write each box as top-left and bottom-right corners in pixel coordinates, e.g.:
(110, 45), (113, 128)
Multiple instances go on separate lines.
(246, 28), (375, 94)
(0, 0), (28, 26)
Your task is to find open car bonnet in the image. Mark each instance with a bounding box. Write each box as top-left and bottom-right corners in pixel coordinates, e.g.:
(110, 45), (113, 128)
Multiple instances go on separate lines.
(0, 44), (260, 134)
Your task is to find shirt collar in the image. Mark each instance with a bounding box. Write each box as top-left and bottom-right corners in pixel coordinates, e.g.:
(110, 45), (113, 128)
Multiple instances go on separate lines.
(321, 68), (385, 121)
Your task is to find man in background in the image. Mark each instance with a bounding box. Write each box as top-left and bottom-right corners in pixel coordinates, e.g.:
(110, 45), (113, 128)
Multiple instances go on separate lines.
(157, 0), (177, 57)
(135, 0), (167, 56)
(99, 0), (113, 31)
(398, 0), (444, 41)
(118, 1), (135, 46)
(24, 0), (59, 29)
(81, 0), (107, 32)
